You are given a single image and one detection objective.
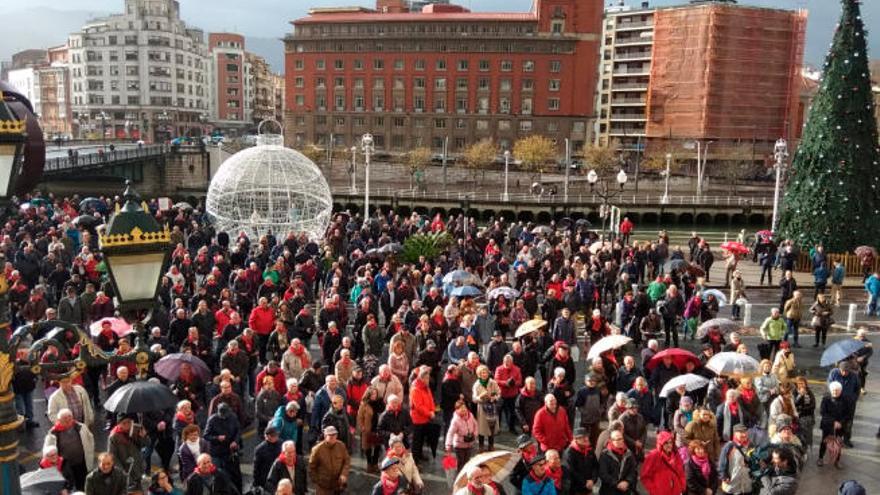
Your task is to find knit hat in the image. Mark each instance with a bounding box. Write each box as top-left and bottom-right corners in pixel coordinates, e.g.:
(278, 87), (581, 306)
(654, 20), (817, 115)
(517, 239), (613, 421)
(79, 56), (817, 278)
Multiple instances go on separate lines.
(516, 434), (536, 449)
(380, 457), (400, 471)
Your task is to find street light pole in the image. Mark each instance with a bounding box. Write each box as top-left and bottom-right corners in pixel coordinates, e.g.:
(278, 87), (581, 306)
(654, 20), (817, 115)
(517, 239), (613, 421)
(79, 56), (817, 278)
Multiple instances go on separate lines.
(662, 153), (672, 204)
(771, 138), (788, 234)
(350, 146), (358, 194)
(100, 111), (108, 150)
(503, 150), (511, 202)
(362, 133), (374, 223)
(442, 136), (448, 189)
(564, 138), (571, 203)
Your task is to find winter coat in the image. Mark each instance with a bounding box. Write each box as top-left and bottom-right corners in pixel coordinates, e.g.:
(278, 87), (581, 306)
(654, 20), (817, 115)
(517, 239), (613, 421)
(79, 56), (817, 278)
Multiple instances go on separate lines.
(719, 441), (752, 495)
(321, 408), (351, 446)
(685, 457), (719, 495)
(356, 399), (381, 451)
(759, 472), (798, 495)
(684, 414), (721, 462)
(522, 475), (557, 495)
(376, 408), (412, 447)
(640, 431), (686, 495)
(177, 439), (208, 483)
(184, 468), (239, 495)
(516, 389), (543, 431)
(281, 347), (311, 381)
(84, 466), (127, 495)
(410, 378), (436, 425)
(620, 410), (647, 454)
(532, 405), (572, 452)
(562, 444), (599, 495)
(371, 376), (404, 403)
(271, 407), (300, 444)
(598, 447), (639, 495)
(760, 316), (786, 341)
(108, 429), (147, 491)
(495, 364), (523, 399)
(266, 458), (308, 495)
(307, 439), (351, 491)
(47, 385), (94, 426)
(204, 412), (241, 459)
(575, 385), (604, 426)
(255, 389), (284, 427)
(819, 394), (851, 436)
(772, 351), (796, 383)
(371, 476), (410, 495)
(44, 421), (96, 471)
(362, 324), (385, 357)
(755, 373), (780, 404)
(445, 411), (478, 450)
(253, 439), (282, 490)
(473, 379), (502, 436)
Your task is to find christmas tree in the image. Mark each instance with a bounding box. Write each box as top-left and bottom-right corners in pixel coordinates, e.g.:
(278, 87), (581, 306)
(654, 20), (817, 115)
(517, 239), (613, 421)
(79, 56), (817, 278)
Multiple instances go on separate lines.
(778, 0), (880, 252)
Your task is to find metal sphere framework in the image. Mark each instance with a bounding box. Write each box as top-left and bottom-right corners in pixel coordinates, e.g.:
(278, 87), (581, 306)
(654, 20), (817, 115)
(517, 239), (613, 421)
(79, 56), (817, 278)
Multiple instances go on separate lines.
(206, 134), (332, 241)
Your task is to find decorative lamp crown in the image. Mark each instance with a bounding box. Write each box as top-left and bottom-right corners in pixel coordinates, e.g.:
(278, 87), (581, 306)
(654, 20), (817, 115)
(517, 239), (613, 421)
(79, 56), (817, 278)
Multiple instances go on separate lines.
(99, 181), (171, 248)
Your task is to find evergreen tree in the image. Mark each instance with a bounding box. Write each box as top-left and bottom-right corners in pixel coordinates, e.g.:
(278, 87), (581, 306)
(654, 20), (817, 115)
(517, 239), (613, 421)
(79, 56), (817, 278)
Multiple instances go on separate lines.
(779, 0), (880, 252)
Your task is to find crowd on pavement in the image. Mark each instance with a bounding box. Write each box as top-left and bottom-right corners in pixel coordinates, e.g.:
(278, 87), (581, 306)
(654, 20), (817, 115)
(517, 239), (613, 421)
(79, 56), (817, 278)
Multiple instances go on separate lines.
(6, 195), (877, 495)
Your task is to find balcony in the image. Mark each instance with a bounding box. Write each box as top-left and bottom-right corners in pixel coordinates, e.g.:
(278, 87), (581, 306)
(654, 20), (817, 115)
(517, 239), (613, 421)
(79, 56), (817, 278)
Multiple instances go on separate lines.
(610, 97), (646, 106)
(608, 127), (646, 137)
(613, 67), (650, 76)
(609, 113), (646, 121)
(615, 20), (654, 31)
(614, 35), (653, 47)
(610, 82), (649, 91)
(614, 51), (652, 61)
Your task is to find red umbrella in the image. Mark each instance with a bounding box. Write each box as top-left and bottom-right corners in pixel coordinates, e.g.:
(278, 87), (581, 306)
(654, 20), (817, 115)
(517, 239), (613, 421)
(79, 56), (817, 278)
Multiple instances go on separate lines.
(720, 241), (749, 255)
(855, 246), (877, 259)
(645, 348), (701, 371)
(756, 230), (774, 238)
(89, 317), (133, 338)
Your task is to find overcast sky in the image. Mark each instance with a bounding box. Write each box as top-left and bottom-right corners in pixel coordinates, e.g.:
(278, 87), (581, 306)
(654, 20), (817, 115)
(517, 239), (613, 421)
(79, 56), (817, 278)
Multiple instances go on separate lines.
(7, 0), (880, 66)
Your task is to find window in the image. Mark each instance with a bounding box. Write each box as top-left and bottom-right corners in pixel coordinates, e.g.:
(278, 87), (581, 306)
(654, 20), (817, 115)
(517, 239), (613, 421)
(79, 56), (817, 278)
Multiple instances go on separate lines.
(522, 79), (534, 91)
(354, 95), (365, 109)
(500, 60), (513, 72)
(334, 59), (344, 70)
(434, 119), (446, 129)
(478, 78), (490, 90)
(373, 78), (384, 89)
(393, 117), (405, 127)
(548, 98), (560, 111)
(391, 135), (405, 149)
(414, 77), (426, 89)
(316, 95), (326, 109)
(550, 60), (561, 73)
(335, 77), (344, 88)
(549, 79), (561, 91)
(457, 59), (469, 71)
(522, 60), (535, 72)
(394, 59), (404, 70)
(551, 20), (564, 34)
(435, 78), (446, 90)
(414, 59), (426, 71)
(500, 97), (510, 113)
(547, 122), (559, 132)
(295, 95), (304, 105)
(316, 59), (325, 70)
(374, 95), (384, 110)
(476, 120), (489, 131)
(522, 97), (533, 115)
(519, 120), (533, 132)
(373, 58), (384, 70)
(354, 59), (363, 70)
(295, 60), (304, 70)
(354, 78), (364, 89)
(394, 78), (404, 90)
(456, 78), (468, 90)
(414, 96), (425, 111)
(316, 77), (326, 88)
(500, 79), (512, 91)
(478, 97), (489, 114)
(335, 116), (346, 126)
(353, 117), (366, 127)
(434, 97), (446, 112)
(456, 97), (468, 113)
(498, 120), (511, 131)
(374, 117), (385, 126)
(413, 118), (425, 128)
(335, 95), (345, 109)
(435, 59), (447, 70)
(456, 119), (467, 129)
(479, 60), (490, 71)
(295, 77), (304, 88)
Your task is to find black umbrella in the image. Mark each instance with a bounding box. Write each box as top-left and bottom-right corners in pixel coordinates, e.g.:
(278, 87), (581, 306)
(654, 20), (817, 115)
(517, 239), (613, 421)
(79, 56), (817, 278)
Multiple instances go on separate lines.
(294, 252), (311, 264)
(104, 380), (178, 414)
(557, 217), (573, 231)
(173, 201), (194, 212)
(79, 197), (106, 213)
(20, 468), (67, 495)
(72, 214), (100, 229)
(575, 218), (592, 229)
(665, 259), (689, 272)
(377, 242), (403, 254)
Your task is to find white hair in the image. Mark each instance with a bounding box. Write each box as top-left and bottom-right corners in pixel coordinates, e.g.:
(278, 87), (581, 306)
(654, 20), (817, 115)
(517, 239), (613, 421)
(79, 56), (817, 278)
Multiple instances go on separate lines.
(281, 440), (296, 452)
(286, 378), (299, 388)
(554, 367), (566, 377)
(467, 463), (483, 479)
(829, 381), (843, 393)
(648, 339), (658, 350)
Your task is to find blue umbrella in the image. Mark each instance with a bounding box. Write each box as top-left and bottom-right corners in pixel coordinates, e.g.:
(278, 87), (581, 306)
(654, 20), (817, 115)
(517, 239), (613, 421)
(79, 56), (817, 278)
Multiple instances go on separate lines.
(443, 269), (477, 285)
(451, 285), (483, 298)
(820, 339), (866, 367)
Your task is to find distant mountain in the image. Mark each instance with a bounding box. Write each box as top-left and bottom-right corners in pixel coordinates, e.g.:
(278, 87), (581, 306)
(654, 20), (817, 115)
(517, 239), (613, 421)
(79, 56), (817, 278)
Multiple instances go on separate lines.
(245, 37), (285, 74)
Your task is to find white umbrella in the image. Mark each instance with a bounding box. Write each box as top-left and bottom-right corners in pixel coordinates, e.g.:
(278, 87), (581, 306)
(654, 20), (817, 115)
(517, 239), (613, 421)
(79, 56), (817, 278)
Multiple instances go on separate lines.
(706, 352), (760, 377)
(659, 373), (710, 398)
(702, 289), (728, 307)
(587, 335), (632, 361)
(589, 241), (606, 254)
(515, 319), (548, 338)
(488, 286), (520, 300)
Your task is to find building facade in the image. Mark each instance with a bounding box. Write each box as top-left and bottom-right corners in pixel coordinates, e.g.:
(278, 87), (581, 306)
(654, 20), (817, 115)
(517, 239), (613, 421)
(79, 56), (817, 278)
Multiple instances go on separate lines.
(208, 33), (249, 130)
(6, 47), (73, 139)
(248, 52), (276, 124)
(284, 0), (604, 154)
(67, 0), (210, 142)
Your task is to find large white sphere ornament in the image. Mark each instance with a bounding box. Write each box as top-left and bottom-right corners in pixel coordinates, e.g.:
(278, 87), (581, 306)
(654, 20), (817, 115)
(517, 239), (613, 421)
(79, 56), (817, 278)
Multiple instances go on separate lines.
(206, 127), (332, 242)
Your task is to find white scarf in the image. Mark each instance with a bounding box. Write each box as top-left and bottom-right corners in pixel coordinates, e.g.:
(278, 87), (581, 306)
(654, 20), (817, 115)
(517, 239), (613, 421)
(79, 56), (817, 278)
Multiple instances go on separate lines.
(185, 440), (201, 458)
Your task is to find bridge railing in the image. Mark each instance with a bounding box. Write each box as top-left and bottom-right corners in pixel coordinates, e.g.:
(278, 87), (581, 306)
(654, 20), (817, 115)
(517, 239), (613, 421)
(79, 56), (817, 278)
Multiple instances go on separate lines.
(44, 145), (167, 172)
(332, 187), (769, 207)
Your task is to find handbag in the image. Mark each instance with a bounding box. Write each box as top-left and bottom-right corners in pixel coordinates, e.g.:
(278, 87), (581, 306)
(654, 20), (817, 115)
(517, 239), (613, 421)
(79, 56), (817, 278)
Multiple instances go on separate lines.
(824, 435), (842, 465)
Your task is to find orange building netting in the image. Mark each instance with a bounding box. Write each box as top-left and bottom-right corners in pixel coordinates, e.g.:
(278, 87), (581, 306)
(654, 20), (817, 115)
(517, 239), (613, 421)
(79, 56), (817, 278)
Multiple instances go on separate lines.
(646, 4), (807, 143)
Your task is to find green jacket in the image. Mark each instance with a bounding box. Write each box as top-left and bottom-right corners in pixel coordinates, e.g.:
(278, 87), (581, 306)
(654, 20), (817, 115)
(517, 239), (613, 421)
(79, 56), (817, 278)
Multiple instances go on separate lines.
(760, 316), (786, 341)
(647, 281), (667, 304)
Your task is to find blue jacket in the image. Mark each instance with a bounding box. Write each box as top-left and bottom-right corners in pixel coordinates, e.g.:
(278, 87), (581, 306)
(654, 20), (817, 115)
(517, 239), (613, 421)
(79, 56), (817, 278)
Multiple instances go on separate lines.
(827, 368), (860, 401)
(522, 476), (557, 495)
(865, 276), (880, 297)
(832, 264), (845, 285)
(270, 406), (299, 443)
(310, 385), (346, 430)
(813, 265), (830, 285)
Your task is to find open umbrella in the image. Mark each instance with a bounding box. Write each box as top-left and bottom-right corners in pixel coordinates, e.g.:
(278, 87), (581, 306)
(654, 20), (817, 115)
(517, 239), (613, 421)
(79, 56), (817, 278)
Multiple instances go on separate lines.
(89, 317), (134, 338)
(453, 450), (521, 491)
(855, 246), (877, 259)
(589, 241), (606, 254)
(820, 339), (867, 367)
(706, 352), (759, 377)
(556, 217), (573, 231)
(79, 196), (106, 213)
(154, 353), (212, 382)
(646, 348), (701, 371)
(575, 218), (592, 229)
(20, 468), (67, 495)
(720, 241), (749, 255)
(659, 373), (710, 398)
(443, 269), (478, 285)
(488, 286), (520, 300)
(72, 214), (101, 229)
(532, 225), (553, 235)
(587, 335), (632, 361)
(697, 318), (739, 339)
(377, 242), (403, 255)
(451, 285), (483, 298)
(701, 289), (728, 306)
(686, 264), (706, 278)
(664, 259), (688, 272)
(173, 201), (194, 212)
(515, 319), (548, 338)
(756, 230), (774, 239)
(104, 380), (178, 414)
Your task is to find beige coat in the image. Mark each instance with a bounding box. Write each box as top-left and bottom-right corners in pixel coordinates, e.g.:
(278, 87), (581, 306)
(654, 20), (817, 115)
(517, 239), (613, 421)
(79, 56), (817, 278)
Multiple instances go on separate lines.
(44, 421), (96, 471)
(47, 385), (94, 427)
(307, 439), (351, 492)
(784, 297), (803, 321)
(356, 401), (379, 451)
(472, 379), (502, 436)
(281, 348), (310, 380)
(772, 350), (796, 383)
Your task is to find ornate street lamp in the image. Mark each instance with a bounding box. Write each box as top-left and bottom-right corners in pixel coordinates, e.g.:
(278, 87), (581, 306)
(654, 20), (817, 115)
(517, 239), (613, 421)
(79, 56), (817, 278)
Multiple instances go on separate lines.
(99, 181), (171, 317)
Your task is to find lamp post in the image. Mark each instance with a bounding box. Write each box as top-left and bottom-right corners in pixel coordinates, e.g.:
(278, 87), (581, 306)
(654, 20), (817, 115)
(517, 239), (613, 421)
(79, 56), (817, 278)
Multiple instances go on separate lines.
(587, 168), (628, 240)
(350, 145), (358, 194)
(361, 133), (374, 223)
(503, 150), (511, 201)
(662, 152), (672, 204)
(771, 138), (788, 234)
(99, 110), (108, 150)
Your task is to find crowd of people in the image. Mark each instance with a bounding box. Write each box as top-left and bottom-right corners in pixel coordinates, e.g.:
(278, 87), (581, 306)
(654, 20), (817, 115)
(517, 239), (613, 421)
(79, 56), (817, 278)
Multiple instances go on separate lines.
(6, 195), (875, 495)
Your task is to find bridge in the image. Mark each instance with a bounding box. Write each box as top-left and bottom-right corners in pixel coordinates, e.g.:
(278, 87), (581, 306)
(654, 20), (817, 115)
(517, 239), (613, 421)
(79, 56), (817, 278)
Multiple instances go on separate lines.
(37, 144), (772, 227)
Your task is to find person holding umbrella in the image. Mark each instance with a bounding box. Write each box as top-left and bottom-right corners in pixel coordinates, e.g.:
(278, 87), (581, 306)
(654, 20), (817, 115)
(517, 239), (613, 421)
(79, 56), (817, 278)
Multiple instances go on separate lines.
(108, 413), (148, 493)
(827, 361), (860, 448)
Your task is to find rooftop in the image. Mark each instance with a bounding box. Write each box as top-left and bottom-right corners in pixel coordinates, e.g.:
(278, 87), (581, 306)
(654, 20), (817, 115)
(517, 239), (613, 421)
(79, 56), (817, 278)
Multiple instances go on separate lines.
(293, 3), (535, 24)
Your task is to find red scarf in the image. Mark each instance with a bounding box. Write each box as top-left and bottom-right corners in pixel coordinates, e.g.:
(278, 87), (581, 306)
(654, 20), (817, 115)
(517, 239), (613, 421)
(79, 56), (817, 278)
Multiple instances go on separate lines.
(285, 390), (302, 403)
(468, 482), (486, 495)
(606, 440), (628, 457)
(727, 400), (739, 417)
(111, 424), (129, 437)
(51, 421), (73, 433)
(739, 387), (756, 404)
(733, 436), (749, 449)
(616, 403), (627, 414)
(288, 344), (309, 368)
(546, 464), (562, 489)
(569, 440), (591, 455)
(176, 411), (194, 424)
(39, 456), (63, 470)
(381, 473), (400, 495)
(554, 350), (570, 363)
(194, 464), (217, 476)
(277, 452), (296, 467)
(520, 387), (536, 398)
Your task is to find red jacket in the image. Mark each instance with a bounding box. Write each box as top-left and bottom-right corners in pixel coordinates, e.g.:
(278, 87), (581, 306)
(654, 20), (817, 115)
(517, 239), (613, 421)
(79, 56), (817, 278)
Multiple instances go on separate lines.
(215, 309), (233, 336)
(409, 379), (436, 425)
(620, 219), (634, 234)
(494, 364), (523, 399)
(255, 368), (287, 396)
(640, 431), (686, 495)
(532, 405), (572, 452)
(249, 306), (276, 336)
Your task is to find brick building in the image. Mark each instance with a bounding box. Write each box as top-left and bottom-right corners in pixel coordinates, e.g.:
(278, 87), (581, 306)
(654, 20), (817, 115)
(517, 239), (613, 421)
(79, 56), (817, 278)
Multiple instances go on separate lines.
(208, 33), (248, 129)
(6, 46), (73, 139)
(284, 0), (603, 154)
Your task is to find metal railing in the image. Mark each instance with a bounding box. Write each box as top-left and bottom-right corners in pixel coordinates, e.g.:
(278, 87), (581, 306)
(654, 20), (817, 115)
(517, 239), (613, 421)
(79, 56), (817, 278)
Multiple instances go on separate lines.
(332, 187), (770, 207)
(44, 145), (167, 172)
